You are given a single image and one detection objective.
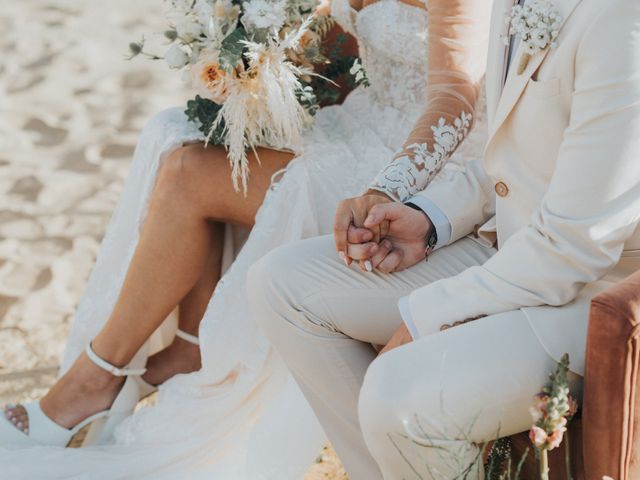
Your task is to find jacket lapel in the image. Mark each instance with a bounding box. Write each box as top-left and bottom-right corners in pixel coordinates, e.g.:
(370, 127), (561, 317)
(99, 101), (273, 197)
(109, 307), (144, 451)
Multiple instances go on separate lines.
(486, 0), (582, 143)
(485, 0), (516, 125)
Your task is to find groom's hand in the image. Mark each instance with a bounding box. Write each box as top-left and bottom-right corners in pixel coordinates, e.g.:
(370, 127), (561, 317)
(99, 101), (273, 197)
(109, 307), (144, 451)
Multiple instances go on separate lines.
(379, 323), (412, 355)
(359, 202), (434, 273)
(334, 190), (393, 262)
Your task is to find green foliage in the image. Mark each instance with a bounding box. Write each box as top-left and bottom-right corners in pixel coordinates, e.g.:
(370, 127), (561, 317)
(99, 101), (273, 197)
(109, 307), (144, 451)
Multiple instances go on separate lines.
(485, 438), (529, 480)
(323, 55), (359, 82)
(485, 439), (513, 480)
(315, 32), (370, 104)
(219, 28), (248, 72)
(297, 84), (320, 116)
(184, 95), (226, 143)
(349, 58), (370, 87)
(309, 54), (362, 105)
(543, 354), (571, 408)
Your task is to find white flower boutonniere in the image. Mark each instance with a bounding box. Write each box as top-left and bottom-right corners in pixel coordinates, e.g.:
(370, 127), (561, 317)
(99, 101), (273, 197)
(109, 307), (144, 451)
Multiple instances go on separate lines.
(504, 0), (563, 74)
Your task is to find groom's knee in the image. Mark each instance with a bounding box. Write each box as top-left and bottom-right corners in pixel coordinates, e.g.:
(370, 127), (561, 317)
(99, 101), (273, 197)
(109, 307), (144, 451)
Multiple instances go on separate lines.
(359, 350), (444, 445)
(248, 236), (338, 338)
(358, 356), (408, 441)
(247, 243), (305, 335)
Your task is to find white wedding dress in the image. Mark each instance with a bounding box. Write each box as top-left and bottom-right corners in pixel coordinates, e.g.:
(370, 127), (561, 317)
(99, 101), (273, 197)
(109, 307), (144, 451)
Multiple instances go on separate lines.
(1, 0), (487, 478)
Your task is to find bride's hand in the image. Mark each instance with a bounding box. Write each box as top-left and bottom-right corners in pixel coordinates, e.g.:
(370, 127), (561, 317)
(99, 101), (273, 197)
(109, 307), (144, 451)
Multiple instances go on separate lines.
(334, 191), (392, 263)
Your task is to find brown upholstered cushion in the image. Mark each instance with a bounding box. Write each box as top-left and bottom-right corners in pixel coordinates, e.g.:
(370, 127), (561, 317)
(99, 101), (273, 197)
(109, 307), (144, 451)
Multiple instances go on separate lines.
(584, 270), (640, 480)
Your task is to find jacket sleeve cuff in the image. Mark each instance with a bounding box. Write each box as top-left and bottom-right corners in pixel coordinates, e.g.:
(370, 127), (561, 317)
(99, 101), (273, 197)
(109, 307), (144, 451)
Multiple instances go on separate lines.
(398, 296), (419, 339)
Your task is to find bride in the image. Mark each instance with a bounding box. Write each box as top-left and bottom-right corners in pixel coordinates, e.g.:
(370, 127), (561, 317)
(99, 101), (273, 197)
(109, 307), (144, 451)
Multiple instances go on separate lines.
(0, 0), (488, 477)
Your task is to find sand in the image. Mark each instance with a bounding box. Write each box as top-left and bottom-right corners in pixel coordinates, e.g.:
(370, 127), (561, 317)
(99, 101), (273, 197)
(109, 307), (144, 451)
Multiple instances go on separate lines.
(0, 0), (186, 397)
(0, 1), (344, 477)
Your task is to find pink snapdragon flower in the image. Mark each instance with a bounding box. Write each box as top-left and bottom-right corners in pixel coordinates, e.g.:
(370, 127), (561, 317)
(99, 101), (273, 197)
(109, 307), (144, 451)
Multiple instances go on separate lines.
(529, 426), (548, 447)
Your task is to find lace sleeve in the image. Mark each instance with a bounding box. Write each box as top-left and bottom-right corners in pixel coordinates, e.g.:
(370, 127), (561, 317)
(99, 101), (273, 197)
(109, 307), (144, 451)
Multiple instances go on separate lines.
(369, 0), (493, 202)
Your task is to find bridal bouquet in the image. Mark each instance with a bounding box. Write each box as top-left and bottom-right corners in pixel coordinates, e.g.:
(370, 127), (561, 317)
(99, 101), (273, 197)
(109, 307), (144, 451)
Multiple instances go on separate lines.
(129, 0), (356, 193)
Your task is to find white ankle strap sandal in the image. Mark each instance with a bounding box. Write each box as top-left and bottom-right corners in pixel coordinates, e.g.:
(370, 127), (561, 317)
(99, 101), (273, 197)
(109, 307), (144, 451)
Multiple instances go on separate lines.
(85, 343), (147, 377)
(0, 343), (143, 448)
(136, 329), (200, 400)
(174, 329), (200, 346)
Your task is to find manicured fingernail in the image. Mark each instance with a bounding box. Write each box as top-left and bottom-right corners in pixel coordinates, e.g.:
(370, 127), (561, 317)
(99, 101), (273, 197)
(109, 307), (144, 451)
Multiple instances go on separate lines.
(364, 260), (373, 272)
(364, 216), (373, 225)
(338, 251), (349, 266)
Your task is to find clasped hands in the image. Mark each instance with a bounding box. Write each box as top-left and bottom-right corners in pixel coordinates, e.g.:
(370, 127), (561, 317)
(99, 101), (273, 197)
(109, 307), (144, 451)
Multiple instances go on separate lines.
(333, 190), (434, 273)
(333, 190), (434, 354)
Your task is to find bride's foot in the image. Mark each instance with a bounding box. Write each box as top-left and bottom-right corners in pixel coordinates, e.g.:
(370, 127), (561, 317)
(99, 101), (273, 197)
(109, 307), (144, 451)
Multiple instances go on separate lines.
(4, 351), (126, 434)
(141, 335), (202, 387)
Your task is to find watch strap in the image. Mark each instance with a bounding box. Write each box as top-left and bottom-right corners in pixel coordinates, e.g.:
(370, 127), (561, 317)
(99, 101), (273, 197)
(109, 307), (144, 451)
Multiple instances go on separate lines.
(405, 202), (438, 261)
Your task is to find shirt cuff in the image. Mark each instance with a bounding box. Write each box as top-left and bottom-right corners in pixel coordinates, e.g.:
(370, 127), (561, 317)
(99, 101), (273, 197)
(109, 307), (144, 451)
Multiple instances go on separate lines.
(404, 196), (452, 249)
(398, 296), (418, 339)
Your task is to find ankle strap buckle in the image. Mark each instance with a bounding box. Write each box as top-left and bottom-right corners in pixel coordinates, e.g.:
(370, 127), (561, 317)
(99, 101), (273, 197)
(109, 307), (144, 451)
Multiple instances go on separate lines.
(85, 344), (147, 377)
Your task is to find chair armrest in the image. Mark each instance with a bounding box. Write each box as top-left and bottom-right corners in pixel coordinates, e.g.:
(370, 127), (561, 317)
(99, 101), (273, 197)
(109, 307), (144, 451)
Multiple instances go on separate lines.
(583, 270), (640, 480)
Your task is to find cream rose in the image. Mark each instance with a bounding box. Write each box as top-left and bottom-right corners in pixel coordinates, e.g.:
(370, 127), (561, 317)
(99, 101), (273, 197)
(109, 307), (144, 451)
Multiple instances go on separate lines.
(191, 56), (234, 104)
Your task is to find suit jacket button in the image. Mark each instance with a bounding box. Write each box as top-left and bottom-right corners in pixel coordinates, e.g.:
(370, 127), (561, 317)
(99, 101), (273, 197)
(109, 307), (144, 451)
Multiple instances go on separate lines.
(495, 181), (509, 197)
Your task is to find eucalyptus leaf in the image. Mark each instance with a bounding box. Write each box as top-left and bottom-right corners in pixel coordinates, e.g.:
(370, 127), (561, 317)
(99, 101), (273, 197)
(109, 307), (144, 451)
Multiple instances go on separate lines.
(219, 29), (247, 73)
(184, 95), (226, 143)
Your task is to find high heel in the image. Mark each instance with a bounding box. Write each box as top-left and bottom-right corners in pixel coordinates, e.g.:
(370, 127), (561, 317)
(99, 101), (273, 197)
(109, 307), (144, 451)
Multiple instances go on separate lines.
(0, 343), (145, 448)
(136, 329), (200, 400)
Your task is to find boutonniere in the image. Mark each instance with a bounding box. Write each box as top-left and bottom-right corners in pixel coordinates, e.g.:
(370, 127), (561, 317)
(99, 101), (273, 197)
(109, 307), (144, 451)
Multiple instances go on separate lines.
(504, 0), (563, 74)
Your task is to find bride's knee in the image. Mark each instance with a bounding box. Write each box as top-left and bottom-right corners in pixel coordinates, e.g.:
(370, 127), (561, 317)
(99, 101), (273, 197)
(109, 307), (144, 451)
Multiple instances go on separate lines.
(359, 357), (407, 438)
(154, 144), (209, 201)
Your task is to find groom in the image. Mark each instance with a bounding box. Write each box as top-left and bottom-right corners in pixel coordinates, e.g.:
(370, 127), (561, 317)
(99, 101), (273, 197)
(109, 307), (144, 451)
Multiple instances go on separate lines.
(248, 0), (640, 478)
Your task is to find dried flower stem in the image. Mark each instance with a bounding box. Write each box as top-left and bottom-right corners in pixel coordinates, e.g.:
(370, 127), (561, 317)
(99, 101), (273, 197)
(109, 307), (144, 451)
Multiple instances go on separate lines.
(564, 429), (572, 480)
(540, 450), (549, 480)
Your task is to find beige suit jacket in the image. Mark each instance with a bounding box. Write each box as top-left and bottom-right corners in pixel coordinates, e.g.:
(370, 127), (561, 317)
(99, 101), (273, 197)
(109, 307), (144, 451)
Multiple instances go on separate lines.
(410, 0), (640, 366)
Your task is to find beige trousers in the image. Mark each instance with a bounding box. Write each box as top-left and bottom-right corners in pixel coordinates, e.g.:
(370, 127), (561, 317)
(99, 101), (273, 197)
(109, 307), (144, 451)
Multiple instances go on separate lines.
(247, 235), (583, 480)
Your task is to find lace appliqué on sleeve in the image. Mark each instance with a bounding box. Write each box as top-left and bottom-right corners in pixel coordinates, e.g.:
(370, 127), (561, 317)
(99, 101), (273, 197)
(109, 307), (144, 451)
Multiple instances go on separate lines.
(369, 111), (472, 202)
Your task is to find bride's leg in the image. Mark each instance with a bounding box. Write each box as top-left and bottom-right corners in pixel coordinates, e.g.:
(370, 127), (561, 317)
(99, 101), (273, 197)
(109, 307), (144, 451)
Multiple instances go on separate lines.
(93, 144), (292, 362)
(142, 220), (224, 386)
(6, 143), (293, 432)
